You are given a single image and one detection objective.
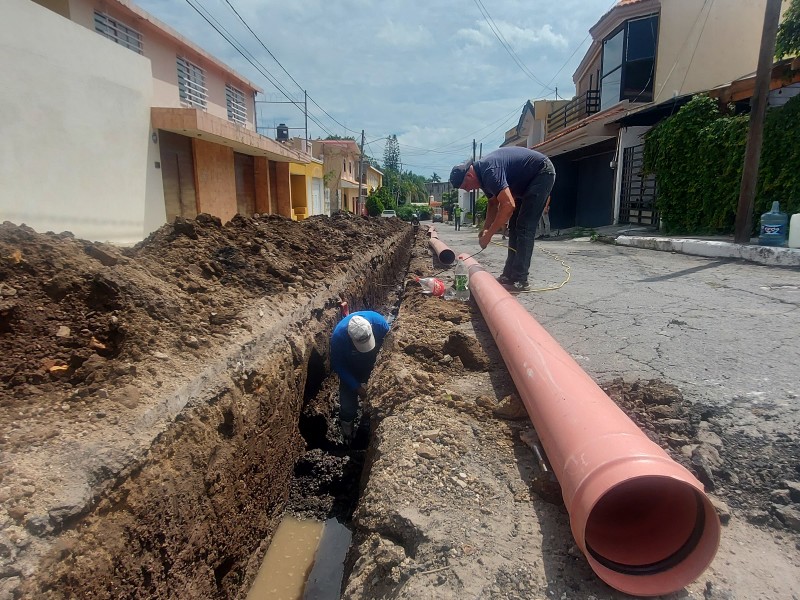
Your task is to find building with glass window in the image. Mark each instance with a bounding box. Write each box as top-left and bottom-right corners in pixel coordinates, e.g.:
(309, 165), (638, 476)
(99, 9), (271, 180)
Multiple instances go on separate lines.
(533, 0), (788, 231)
(2, 0), (314, 244)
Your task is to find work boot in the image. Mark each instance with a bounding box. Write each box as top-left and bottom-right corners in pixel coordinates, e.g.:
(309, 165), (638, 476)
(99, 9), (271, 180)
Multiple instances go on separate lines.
(340, 419), (354, 444)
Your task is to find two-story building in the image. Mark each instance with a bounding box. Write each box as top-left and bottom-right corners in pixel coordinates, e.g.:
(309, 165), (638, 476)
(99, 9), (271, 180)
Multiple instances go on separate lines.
(501, 99), (568, 149)
(2, 0), (310, 244)
(312, 139), (362, 214)
(360, 164), (384, 214)
(534, 0), (788, 231)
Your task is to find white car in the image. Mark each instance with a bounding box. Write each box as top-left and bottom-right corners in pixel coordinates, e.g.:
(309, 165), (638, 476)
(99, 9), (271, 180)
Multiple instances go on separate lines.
(380, 210), (397, 218)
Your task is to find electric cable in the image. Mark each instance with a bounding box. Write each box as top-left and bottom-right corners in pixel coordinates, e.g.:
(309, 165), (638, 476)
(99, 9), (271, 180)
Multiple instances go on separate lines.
(471, 0), (553, 90)
(183, 0), (337, 137)
(223, 0), (362, 136)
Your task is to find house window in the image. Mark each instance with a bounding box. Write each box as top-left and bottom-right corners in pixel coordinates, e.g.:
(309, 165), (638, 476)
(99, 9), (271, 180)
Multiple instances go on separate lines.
(600, 14), (658, 111)
(226, 84), (247, 125)
(177, 57), (208, 109)
(94, 11), (143, 54)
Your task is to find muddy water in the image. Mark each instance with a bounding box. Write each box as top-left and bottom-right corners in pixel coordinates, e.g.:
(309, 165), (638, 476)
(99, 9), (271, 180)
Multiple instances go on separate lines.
(247, 516), (351, 600)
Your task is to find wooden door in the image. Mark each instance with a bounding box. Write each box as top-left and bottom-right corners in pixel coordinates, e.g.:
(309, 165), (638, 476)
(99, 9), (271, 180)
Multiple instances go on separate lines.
(234, 152), (256, 217)
(158, 131), (197, 221)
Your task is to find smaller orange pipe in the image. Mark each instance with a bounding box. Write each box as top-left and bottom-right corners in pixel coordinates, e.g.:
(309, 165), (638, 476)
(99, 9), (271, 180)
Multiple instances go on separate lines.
(428, 237), (455, 265)
(461, 254), (720, 596)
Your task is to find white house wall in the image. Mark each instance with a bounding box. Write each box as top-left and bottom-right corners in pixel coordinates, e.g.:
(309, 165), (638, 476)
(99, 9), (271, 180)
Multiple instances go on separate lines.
(0, 0), (153, 244)
(612, 126), (652, 225)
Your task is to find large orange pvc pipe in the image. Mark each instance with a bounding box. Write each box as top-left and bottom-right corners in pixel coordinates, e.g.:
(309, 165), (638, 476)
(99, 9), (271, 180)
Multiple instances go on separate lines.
(461, 254), (720, 596)
(429, 236), (455, 265)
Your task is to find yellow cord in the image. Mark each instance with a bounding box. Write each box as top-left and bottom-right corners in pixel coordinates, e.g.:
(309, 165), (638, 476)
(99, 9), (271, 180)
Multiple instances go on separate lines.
(519, 246), (571, 292)
(490, 241), (516, 251)
(488, 241), (571, 292)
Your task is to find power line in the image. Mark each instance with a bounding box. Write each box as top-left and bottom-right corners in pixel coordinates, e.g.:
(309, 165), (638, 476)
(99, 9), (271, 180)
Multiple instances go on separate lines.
(223, 0), (361, 136)
(182, 0), (337, 137)
(655, 0), (713, 101)
(471, 0), (552, 90)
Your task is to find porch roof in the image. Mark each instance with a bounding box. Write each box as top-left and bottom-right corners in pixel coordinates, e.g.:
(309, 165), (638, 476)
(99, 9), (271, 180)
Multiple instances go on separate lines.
(534, 104), (629, 157)
(151, 108), (308, 163)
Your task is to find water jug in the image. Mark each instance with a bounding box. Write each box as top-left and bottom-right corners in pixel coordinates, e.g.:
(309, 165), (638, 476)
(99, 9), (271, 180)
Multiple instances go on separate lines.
(789, 213), (800, 249)
(454, 260), (470, 302)
(759, 201), (788, 247)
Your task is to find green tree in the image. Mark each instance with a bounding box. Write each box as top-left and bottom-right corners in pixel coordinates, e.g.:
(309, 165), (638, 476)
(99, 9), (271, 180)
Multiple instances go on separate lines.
(366, 186), (390, 216)
(776, 0), (800, 59)
(644, 94), (800, 234)
(441, 189), (458, 216)
(383, 135), (401, 173)
(325, 135), (356, 141)
(430, 172), (441, 183)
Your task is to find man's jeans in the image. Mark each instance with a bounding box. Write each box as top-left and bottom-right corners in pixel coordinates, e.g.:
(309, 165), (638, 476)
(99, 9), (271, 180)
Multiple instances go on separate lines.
(503, 159), (556, 284)
(339, 381), (361, 423)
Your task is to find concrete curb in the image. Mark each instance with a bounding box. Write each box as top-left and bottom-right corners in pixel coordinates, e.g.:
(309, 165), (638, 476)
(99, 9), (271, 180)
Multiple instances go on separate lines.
(615, 236), (800, 268)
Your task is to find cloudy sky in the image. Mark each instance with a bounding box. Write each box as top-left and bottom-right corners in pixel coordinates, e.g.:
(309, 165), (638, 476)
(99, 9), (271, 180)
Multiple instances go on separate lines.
(137, 0), (616, 179)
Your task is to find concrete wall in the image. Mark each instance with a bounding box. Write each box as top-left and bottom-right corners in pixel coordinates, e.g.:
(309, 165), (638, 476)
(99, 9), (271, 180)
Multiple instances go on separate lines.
(1, 0), (153, 244)
(654, 0), (781, 104)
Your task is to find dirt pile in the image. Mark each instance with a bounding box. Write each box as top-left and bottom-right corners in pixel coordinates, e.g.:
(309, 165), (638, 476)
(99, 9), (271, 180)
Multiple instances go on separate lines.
(0, 213), (410, 599)
(341, 233), (800, 600)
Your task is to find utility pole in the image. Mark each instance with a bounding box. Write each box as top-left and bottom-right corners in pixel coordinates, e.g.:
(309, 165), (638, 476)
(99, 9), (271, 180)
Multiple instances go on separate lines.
(471, 139), (477, 226)
(734, 0), (782, 244)
(358, 129), (365, 216)
(304, 90), (308, 152)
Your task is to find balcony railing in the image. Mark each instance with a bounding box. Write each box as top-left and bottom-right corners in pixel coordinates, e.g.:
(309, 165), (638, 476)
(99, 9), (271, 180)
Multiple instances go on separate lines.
(546, 90), (600, 138)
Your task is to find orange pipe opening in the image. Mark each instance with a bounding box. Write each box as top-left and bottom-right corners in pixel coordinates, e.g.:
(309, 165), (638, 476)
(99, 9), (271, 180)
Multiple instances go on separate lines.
(429, 237), (455, 265)
(460, 254), (720, 596)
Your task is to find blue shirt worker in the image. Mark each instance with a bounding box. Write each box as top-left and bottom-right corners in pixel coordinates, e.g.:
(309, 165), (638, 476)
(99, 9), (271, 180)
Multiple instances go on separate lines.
(450, 147), (556, 291)
(330, 311), (390, 442)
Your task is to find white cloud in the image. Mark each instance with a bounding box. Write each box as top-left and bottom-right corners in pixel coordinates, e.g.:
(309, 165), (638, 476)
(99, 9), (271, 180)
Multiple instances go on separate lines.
(136, 0), (613, 176)
(456, 28), (492, 47)
(376, 20), (432, 48)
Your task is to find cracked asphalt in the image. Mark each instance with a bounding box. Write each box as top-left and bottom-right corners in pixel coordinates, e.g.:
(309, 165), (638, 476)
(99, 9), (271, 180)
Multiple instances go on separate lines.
(433, 222), (800, 444)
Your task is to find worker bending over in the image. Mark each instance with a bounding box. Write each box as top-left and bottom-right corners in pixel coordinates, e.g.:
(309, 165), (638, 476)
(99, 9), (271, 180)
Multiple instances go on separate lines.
(330, 311), (389, 443)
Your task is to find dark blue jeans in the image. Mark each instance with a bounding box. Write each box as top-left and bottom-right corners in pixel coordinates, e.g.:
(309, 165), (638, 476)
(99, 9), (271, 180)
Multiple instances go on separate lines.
(502, 159), (556, 284)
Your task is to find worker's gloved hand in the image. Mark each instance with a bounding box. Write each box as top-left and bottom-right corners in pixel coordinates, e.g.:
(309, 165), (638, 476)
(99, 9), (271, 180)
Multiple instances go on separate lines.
(357, 385), (368, 400)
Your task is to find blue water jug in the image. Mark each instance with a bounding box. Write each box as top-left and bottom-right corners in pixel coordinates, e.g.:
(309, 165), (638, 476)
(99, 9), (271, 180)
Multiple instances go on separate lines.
(759, 201), (788, 247)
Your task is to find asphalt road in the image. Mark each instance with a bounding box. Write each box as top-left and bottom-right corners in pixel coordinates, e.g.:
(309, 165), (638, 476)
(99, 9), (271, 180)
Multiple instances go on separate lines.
(430, 221), (800, 438)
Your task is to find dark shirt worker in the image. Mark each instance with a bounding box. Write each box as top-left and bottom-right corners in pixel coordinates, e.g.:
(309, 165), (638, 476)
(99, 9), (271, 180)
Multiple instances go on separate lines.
(450, 147), (555, 291)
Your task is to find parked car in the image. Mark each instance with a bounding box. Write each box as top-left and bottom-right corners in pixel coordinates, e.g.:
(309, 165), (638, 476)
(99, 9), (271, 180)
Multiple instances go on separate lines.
(432, 212), (443, 223)
(380, 210), (397, 218)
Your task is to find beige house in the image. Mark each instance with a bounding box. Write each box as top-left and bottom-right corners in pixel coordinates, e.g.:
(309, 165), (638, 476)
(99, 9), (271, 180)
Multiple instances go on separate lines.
(312, 140), (362, 214)
(530, 0), (790, 230)
(2, 0), (309, 244)
(501, 99), (567, 148)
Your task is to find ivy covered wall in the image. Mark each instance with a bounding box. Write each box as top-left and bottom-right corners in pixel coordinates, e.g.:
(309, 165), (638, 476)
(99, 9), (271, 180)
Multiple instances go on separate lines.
(643, 94), (800, 234)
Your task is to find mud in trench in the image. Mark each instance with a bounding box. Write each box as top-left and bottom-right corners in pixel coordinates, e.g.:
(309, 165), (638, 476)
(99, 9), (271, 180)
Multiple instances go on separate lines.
(1, 214), (412, 600)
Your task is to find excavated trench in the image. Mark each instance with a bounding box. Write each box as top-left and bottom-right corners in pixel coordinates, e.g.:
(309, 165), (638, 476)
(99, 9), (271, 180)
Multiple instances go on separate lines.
(14, 220), (416, 599)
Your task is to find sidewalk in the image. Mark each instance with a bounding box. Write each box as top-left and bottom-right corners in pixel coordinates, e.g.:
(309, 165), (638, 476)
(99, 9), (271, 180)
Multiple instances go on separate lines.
(436, 220), (800, 268)
(583, 224), (800, 268)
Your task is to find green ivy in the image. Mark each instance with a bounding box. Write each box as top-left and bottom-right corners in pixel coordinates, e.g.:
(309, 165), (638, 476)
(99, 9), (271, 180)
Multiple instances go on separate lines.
(644, 94), (800, 234)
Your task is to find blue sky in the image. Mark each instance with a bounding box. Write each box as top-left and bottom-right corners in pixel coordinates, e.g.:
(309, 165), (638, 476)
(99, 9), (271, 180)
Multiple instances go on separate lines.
(137, 0), (616, 179)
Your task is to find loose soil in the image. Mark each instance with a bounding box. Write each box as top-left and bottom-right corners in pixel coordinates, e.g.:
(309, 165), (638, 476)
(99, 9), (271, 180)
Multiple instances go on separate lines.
(1, 216), (798, 599)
